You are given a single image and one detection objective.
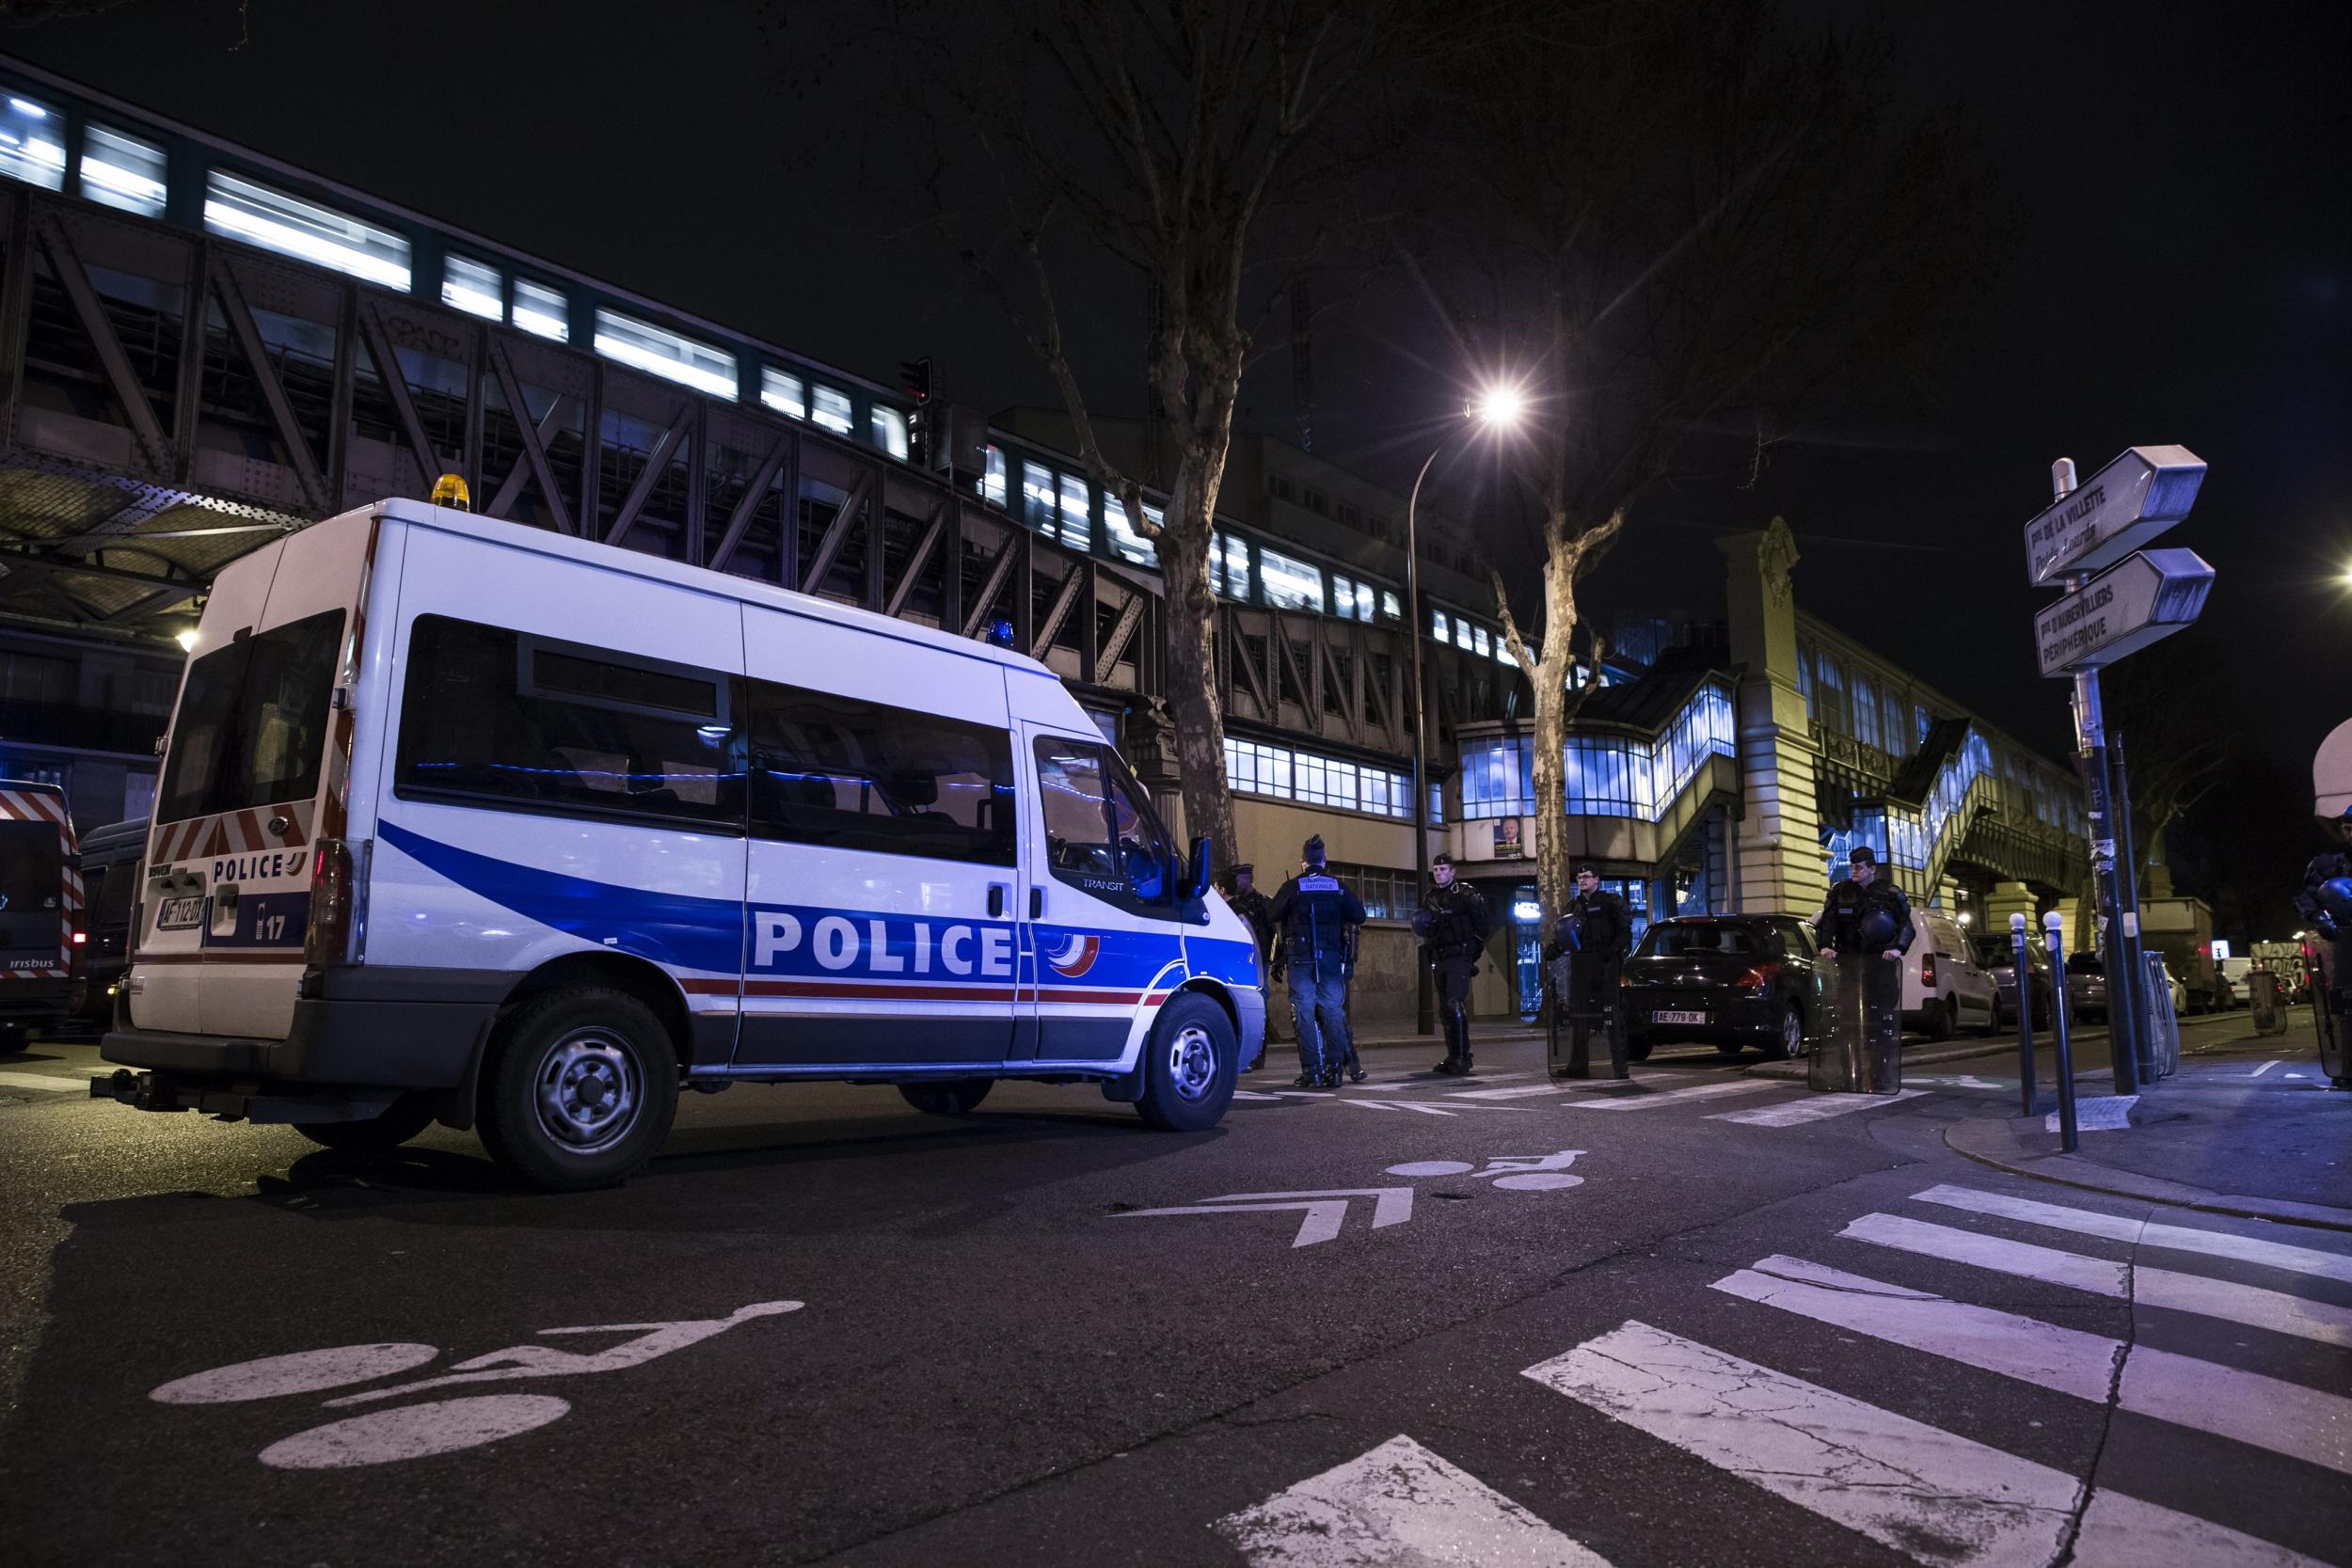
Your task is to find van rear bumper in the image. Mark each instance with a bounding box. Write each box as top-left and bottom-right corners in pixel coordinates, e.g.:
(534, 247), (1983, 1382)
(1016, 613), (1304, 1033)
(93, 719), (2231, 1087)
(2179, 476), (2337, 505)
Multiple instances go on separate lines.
(103, 996), (498, 1089)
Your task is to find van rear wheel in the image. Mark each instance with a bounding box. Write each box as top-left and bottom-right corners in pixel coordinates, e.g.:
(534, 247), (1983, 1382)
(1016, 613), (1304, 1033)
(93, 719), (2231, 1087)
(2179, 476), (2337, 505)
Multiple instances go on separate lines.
(898, 1079), (993, 1117)
(1134, 993), (1237, 1132)
(294, 1093), (437, 1153)
(477, 986), (678, 1192)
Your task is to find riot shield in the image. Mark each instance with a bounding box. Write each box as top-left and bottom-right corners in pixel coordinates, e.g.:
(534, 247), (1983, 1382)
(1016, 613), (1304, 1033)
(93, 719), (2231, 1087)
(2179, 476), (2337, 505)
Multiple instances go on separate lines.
(1810, 954), (1903, 1093)
(2139, 953), (2180, 1080)
(2317, 938), (2347, 1086)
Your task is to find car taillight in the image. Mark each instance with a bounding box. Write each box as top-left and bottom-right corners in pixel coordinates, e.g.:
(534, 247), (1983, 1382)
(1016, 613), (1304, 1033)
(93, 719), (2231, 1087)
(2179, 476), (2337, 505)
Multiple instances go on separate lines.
(1734, 961), (1781, 995)
(71, 929), (86, 944)
(1920, 952), (1936, 988)
(304, 837), (369, 966)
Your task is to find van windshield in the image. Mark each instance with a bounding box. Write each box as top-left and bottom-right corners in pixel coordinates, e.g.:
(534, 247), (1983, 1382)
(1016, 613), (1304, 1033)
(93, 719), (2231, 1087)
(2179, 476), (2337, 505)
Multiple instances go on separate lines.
(156, 610), (343, 823)
(0, 819), (59, 911)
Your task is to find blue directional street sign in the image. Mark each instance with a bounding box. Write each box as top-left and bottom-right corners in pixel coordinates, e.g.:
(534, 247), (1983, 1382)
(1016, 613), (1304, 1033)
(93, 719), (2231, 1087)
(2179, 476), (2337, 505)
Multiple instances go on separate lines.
(2035, 547), (2215, 677)
(2023, 445), (2206, 586)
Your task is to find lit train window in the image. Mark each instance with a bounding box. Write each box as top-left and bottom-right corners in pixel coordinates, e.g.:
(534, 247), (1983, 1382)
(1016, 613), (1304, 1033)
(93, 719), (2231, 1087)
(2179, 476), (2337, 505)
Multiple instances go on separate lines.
(81, 123), (165, 216)
(810, 384), (853, 436)
(441, 254), (503, 321)
(977, 445), (1007, 507)
(0, 94), (65, 191)
(1213, 533), (1248, 600)
(513, 278), (569, 341)
(1104, 494), (1156, 566)
(760, 367), (806, 420)
(1258, 545), (1324, 612)
(204, 169), (411, 290)
(593, 308), (736, 398)
(1055, 472), (1091, 550)
(1381, 590), (1401, 621)
(1021, 461), (1056, 534)
(870, 405), (909, 460)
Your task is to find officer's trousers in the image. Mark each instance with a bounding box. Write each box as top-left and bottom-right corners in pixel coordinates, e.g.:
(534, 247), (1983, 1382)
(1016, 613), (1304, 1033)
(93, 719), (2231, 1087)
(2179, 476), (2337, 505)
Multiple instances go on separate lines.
(1435, 958), (1475, 1064)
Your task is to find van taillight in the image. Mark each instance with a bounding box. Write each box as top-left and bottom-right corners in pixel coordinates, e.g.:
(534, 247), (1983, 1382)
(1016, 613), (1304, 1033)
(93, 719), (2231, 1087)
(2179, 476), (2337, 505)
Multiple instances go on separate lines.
(1920, 953), (1937, 988)
(304, 838), (368, 966)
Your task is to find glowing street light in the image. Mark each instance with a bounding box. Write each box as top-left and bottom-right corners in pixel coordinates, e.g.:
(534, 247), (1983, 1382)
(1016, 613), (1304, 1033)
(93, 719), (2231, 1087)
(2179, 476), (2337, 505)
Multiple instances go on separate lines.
(1403, 378), (1527, 1033)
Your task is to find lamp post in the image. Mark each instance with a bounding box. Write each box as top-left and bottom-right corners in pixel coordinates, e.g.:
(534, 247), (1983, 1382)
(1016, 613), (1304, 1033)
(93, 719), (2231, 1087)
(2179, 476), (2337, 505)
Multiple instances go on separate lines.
(1406, 384), (1525, 1033)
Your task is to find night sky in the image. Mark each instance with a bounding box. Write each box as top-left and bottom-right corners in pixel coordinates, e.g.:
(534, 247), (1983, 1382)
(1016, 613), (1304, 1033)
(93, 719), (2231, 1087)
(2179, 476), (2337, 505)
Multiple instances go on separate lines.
(10, 1), (2347, 922)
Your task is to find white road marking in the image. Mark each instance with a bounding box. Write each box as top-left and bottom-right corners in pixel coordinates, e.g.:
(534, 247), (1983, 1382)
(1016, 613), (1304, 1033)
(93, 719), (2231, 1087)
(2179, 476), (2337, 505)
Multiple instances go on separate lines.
(1708, 1087), (1930, 1127)
(1712, 1256), (2352, 1476)
(1117, 1187), (1415, 1248)
(1524, 1321), (2324, 1568)
(2049, 1094), (2137, 1132)
(152, 1343), (442, 1404)
(1913, 1184), (2352, 1284)
(1334, 1098), (1465, 1117)
(1215, 1433), (1615, 1567)
(260, 1394), (572, 1469)
(1558, 1079), (1780, 1112)
(0, 1069), (87, 1093)
(2249, 1060), (2280, 1077)
(1839, 1212), (2352, 1349)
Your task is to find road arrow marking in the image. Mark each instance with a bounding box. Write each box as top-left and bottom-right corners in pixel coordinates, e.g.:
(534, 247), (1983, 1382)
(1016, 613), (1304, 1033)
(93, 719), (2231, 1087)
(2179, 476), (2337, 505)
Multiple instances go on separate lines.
(1112, 1187), (1416, 1247)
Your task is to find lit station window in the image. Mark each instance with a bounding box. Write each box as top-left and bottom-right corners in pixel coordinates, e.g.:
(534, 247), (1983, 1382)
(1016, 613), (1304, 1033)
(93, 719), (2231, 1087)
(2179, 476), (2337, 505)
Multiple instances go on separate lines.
(592, 308), (736, 398)
(513, 278), (569, 341)
(809, 384), (853, 437)
(441, 254), (504, 322)
(870, 405), (909, 461)
(0, 94), (65, 191)
(1258, 546), (1325, 612)
(80, 123), (166, 216)
(203, 169), (411, 290)
(760, 367), (807, 420)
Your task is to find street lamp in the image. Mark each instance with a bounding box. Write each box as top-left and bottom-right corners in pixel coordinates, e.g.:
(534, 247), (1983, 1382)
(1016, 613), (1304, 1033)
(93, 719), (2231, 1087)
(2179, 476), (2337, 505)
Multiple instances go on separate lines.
(1405, 382), (1526, 1033)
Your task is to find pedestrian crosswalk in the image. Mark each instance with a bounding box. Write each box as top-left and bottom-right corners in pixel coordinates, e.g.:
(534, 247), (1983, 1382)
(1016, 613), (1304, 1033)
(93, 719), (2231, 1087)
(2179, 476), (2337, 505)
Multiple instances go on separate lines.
(1219, 1180), (2350, 1567)
(1236, 1068), (1958, 1130)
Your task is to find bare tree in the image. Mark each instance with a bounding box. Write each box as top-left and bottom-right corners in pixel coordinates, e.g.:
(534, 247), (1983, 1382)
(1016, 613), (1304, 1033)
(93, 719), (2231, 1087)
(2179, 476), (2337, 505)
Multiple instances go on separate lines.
(2104, 636), (2233, 888)
(801, 0), (1408, 867)
(1427, 2), (1996, 936)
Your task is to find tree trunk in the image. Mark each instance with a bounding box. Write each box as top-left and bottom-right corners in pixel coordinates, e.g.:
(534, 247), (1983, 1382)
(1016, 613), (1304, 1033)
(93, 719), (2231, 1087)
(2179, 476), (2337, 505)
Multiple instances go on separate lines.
(1154, 468), (1238, 874)
(1526, 546), (1581, 947)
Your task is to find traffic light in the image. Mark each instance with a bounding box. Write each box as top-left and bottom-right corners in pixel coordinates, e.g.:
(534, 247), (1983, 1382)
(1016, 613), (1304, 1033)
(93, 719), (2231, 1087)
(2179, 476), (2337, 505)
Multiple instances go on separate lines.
(899, 356), (933, 404)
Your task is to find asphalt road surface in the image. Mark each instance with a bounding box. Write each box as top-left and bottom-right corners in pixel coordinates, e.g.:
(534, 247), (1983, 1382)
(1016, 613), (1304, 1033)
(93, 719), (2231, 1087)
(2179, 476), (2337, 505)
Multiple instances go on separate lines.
(4, 1013), (2345, 1567)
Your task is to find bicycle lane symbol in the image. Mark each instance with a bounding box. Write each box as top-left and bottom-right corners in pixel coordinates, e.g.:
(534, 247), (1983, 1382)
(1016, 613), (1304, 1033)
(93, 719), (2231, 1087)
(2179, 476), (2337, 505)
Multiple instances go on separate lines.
(149, 1300), (802, 1469)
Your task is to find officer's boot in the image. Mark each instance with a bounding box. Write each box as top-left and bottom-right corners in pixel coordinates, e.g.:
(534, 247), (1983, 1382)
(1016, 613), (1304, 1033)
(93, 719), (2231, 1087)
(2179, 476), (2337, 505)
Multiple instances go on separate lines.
(1447, 1005), (1473, 1075)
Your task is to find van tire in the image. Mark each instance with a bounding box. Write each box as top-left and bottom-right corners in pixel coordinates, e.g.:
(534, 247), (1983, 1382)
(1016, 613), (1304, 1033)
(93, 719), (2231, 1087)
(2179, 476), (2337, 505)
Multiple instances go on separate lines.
(898, 1079), (993, 1117)
(1931, 995), (1958, 1041)
(1134, 993), (1237, 1132)
(294, 1093), (437, 1153)
(477, 986), (678, 1192)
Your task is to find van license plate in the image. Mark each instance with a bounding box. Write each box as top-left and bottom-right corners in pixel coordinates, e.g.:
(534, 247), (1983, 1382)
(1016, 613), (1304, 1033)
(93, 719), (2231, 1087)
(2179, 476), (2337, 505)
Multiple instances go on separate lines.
(1653, 1009), (1708, 1024)
(157, 895), (206, 930)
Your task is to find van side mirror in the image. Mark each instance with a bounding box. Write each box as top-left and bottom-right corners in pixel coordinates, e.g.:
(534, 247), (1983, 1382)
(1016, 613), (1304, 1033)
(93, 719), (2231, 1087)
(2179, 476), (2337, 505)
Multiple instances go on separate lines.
(1186, 836), (1215, 902)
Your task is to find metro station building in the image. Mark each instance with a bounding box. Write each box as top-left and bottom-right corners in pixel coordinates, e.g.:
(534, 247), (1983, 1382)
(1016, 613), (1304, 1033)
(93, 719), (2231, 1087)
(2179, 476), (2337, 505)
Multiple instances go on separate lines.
(0, 55), (2093, 1031)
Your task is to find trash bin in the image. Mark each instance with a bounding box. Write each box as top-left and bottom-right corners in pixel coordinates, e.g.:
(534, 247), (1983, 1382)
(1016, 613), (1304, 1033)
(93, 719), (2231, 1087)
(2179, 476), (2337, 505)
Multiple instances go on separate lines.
(1810, 954), (1903, 1093)
(2249, 970), (2287, 1037)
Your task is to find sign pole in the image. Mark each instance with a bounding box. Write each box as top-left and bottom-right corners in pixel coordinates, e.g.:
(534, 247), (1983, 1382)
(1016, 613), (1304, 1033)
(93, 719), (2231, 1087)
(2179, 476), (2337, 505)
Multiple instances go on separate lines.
(2051, 457), (2141, 1099)
(2109, 731), (2153, 1080)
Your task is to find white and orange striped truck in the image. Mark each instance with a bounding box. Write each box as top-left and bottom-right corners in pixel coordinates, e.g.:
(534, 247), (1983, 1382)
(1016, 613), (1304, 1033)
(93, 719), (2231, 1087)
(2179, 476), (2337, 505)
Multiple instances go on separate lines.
(0, 780), (81, 1046)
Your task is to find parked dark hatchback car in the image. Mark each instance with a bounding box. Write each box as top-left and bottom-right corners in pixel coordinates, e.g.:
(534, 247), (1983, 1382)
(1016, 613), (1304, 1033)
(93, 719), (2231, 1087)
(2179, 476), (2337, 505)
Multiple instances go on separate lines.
(1623, 914), (1822, 1061)
(1971, 933), (2059, 1028)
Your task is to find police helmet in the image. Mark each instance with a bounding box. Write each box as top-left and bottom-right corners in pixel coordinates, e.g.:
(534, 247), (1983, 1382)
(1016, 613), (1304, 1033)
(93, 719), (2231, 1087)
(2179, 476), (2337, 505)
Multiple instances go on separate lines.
(1859, 910), (1900, 950)
(2319, 877), (2352, 927)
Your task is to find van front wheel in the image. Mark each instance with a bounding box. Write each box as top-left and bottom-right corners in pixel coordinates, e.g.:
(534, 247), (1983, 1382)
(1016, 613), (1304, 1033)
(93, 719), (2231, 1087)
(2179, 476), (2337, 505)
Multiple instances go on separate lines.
(1134, 993), (1237, 1132)
(478, 987), (678, 1192)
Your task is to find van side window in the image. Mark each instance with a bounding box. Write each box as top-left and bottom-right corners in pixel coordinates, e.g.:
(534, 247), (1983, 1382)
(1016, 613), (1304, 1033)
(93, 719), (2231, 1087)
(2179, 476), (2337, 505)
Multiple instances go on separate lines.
(1032, 736), (1174, 915)
(393, 615), (742, 830)
(746, 680), (1015, 865)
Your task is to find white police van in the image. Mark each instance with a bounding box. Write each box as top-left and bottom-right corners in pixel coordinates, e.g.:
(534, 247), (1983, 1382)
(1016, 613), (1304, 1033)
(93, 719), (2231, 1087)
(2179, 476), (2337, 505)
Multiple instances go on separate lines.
(97, 496), (1263, 1189)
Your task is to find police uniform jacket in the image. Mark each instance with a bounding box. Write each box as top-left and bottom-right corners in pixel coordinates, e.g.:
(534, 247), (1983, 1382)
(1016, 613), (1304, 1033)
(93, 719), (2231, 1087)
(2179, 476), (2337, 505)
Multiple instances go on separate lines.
(1228, 886), (1276, 956)
(1413, 882), (1492, 966)
(1548, 889), (1633, 965)
(1814, 878), (1916, 955)
(1268, 870), (1367, 980)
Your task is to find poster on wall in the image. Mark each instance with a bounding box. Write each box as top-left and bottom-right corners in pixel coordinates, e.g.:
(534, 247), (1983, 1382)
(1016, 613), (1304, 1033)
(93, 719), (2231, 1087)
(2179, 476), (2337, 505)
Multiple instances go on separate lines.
(1491, 816), (1526, 858)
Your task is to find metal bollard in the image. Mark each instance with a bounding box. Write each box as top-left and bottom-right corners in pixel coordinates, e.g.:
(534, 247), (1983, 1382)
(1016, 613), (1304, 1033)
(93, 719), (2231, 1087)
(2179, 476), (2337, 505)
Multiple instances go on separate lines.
(2043, 911), (2079, 1152)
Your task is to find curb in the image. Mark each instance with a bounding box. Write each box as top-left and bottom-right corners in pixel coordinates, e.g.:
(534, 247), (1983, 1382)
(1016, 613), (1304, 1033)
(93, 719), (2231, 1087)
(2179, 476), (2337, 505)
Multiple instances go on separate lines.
(1941, 1115), (2352, 1234)
(1744, 1038), (2017, 1080)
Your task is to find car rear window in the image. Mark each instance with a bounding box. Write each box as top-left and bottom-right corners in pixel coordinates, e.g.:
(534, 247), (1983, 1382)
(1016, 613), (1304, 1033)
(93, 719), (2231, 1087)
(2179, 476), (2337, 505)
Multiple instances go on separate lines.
(1638, 923), (1760, 958)
(156, 610), (344, 823)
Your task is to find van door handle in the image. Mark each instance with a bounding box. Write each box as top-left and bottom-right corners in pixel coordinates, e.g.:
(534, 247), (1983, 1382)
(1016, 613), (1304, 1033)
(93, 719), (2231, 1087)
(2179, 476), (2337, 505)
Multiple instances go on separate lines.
(1029, 887), (1043, 920)
(987, 884), (1007, 919)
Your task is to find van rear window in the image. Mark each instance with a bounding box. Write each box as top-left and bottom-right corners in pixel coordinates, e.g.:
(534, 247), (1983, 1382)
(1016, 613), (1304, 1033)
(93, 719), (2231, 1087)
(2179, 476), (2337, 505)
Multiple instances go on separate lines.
(0, 819), (59, 909)
(155, 610), (343, 825)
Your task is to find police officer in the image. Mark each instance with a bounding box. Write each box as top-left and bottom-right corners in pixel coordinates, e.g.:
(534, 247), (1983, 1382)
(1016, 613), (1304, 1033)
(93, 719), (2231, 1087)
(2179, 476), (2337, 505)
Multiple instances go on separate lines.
(1814, 846), (1915, 1085)
(1814, 846), (1915, 961)
(2294, 803), (2352, 1085)
(1267, 836), (1367, 1088)
(1413, 853), (1491, 1075)
(1548, 864), (1633, 1078)
(1224, 863), (1278, 1069)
